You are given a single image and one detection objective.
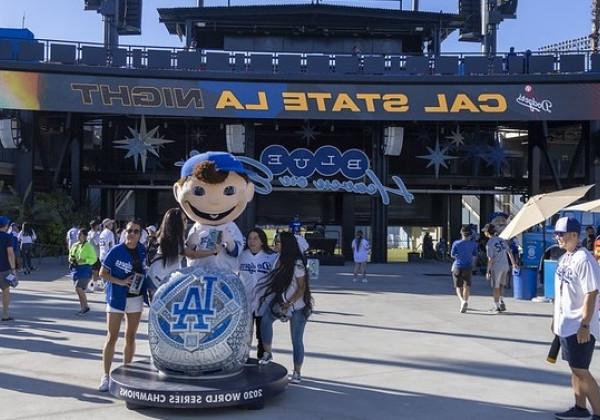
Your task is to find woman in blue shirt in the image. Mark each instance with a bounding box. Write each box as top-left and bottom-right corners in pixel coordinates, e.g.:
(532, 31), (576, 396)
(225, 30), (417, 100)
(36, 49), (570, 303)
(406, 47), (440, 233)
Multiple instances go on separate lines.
(97, 219), (149, 392)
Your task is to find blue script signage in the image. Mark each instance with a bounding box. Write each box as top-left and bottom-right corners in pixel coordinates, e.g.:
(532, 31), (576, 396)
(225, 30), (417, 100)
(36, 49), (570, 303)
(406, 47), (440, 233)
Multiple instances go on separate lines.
(238, 145), (414, 205)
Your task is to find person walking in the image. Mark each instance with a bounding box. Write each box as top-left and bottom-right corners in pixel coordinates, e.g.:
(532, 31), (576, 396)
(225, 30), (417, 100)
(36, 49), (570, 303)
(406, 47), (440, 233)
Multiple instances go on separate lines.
(257, 232), (313, 384)
(0, 216), (17, 321)
(66, 223), (79, 254)
(68, 229), (97, 315)
(450, 226), (478, 313)
(18, 222), (36, 275)
(552, 217), (600, 420)
(98, 219), (149, 392)
(88, 220), (102, 292)
(239, 228), (277, 360)
(8, 223), (21, 272)
(484, 223), (518, 313)
(351, 230), (370, 283)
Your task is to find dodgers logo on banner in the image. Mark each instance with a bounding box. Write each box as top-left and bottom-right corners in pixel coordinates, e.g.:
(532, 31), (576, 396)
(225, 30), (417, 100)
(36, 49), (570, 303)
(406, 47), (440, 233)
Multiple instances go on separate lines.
(237, 145), (413, 205)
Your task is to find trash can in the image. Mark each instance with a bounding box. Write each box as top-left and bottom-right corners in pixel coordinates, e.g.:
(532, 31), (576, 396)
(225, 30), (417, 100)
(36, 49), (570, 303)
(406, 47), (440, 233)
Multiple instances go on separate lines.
(307, 258), (319, 280)
(543, 260), (558, 299)
(513, 267), (537, 300)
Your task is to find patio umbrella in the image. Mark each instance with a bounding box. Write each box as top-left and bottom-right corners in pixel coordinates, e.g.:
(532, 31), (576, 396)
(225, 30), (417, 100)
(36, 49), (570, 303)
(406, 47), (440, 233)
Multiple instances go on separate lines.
(499, 184), (594, 240)
(564, 198), (600, 212)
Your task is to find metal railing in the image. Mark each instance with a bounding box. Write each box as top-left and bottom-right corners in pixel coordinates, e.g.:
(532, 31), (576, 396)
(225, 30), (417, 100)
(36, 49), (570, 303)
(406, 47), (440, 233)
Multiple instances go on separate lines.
(0, 36), (599, 75)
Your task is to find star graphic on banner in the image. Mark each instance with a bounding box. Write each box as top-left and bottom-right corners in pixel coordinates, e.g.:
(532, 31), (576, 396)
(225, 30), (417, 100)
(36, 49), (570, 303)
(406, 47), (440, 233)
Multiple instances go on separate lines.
(113, 116), (174, 173)
(483, 143), (508, 175)
(463, 142), (488, 176)
(445, 126), (465, 149)
(297, 121), (319, 144)
(417, 139), (458, 178)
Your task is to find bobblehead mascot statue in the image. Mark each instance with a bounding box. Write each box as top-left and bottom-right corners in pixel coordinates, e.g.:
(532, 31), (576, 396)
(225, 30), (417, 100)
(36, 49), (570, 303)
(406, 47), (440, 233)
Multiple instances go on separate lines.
(148, 152), (255, 377)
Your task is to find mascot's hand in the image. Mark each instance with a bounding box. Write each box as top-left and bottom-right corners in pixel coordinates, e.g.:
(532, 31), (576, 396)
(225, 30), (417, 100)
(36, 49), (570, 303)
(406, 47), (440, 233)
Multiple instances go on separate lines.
(221, 228), (235, 250)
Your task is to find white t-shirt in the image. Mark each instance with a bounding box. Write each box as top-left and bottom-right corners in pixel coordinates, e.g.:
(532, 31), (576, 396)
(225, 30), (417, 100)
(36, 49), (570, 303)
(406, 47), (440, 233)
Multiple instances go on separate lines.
(66, 227), (79, 250)
(18, 230), (36, 245)
(88, 229), (101, 259)
(554, 247), (600, 339)
(99, 228), (115, 262)
(352, 238), (370, 263)
(186, 221), (243, 272)
(486, 236), (510, 271)
(238, 249), (278, 314)
(147, 246), (184, 288)
(284, 259), (307, 312)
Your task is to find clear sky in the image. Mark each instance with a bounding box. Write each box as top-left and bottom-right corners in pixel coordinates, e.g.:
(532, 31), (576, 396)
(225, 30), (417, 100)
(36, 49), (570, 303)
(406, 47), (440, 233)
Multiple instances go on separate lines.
(0, 0), (591, 52)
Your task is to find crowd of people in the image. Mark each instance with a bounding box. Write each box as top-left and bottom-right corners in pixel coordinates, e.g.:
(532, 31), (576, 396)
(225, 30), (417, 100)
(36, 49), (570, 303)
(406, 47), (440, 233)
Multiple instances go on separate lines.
(56, 212), (314, 391)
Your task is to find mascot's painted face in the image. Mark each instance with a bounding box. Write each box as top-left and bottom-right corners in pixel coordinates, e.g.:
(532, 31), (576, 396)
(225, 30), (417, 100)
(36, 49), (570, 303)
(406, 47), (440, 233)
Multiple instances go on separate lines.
(173, 152), (254, 226)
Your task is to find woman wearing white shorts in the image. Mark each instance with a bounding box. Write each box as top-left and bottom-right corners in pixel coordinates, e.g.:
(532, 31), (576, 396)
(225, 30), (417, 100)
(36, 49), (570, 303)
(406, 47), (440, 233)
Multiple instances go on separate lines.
(98, 219), (149, 392)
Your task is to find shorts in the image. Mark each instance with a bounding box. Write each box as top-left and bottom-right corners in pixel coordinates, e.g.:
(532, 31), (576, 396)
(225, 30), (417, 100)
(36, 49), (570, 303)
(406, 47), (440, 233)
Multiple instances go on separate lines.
(452, 268), (472, 288)
(74, 277), (91, 290)
(0, 270), (9, 290)
(106, 295), (144, 314)
(489, 268), (509, 288)
(92, 260), (101, 271)
(560, 334), (596, 369)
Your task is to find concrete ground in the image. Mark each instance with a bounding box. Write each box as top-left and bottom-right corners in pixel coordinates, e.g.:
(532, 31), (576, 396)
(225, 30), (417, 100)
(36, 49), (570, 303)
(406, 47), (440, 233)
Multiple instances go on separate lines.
(0, 258), (590, 419)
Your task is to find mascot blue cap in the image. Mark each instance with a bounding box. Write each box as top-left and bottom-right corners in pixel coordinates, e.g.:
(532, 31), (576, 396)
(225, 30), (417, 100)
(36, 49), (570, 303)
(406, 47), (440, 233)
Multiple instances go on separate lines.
(180, 151), (251, 178)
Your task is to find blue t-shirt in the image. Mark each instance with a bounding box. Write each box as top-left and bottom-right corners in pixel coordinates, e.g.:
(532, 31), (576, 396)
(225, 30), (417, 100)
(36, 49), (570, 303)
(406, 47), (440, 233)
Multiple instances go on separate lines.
(0, 231), (14, 272)
(451, 239), (478, 269)
(102, 243), (148, 311)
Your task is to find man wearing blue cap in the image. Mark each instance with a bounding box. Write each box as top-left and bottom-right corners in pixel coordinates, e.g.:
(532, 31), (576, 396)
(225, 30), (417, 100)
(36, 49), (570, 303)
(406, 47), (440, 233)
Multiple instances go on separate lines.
(0, 216), (17, 321)
(552, 216), (600, 420)
(173, 152), (254, 271)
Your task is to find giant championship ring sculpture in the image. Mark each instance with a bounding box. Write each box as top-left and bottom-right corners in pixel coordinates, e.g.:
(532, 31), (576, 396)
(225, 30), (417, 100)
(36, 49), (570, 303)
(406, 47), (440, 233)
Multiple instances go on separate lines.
(148, 266), (251, 377)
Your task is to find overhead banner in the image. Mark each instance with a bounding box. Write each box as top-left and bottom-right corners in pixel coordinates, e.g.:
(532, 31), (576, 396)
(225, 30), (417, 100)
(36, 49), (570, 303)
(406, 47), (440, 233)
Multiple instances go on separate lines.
(0, 69), (598, 121)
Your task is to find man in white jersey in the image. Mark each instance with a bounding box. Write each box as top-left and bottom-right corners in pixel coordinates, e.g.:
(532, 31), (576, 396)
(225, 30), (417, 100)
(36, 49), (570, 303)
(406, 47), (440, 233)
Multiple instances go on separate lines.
(484, 223), (518, 313)
(173, 152), (254, 272)
(552, 217), (600, 420)
(98, 218), (115, 263)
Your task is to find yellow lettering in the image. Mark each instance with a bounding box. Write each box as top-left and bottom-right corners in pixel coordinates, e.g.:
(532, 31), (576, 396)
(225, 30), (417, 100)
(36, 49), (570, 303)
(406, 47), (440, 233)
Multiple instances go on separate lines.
(332, 93), (360, 112)
(478, 93), (507, 112)
(424, 94), (448, 112)
(282, 92), (308, 111)
(306, 92), (332, 111)
(382, 94), (409, 112)
(215, 90), (244, 110)
(450, 94), (480, 113)
(245, 91), (269, 110)
(356, 93), (381, 112)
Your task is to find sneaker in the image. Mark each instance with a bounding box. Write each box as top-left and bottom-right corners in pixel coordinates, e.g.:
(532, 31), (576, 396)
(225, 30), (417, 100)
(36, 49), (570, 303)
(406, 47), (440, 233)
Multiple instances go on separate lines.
(489, 306), (500, 314)
(290, 371), (301, 384)
(460, 301), (468, 313)
(258, 352), (272, 365)
(76, 307), (90, 316)
(98, 374), (110, 392)
(361, 278), (368, 283)
(554, 405), (591, 419)
(499, 302), (506, 312)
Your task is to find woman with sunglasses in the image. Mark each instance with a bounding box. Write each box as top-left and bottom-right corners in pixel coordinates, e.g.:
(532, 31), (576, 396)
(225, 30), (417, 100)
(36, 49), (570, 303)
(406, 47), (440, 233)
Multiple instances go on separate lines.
(98, 219), (149, 392)
(238, 228), (278, 360)
(257, 231), (313, 384)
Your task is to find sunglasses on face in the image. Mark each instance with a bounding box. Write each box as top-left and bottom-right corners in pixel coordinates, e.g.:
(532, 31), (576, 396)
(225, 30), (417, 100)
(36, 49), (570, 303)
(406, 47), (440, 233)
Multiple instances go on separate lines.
(126, 229), (140, 234)
(555, 232), (567, 238)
